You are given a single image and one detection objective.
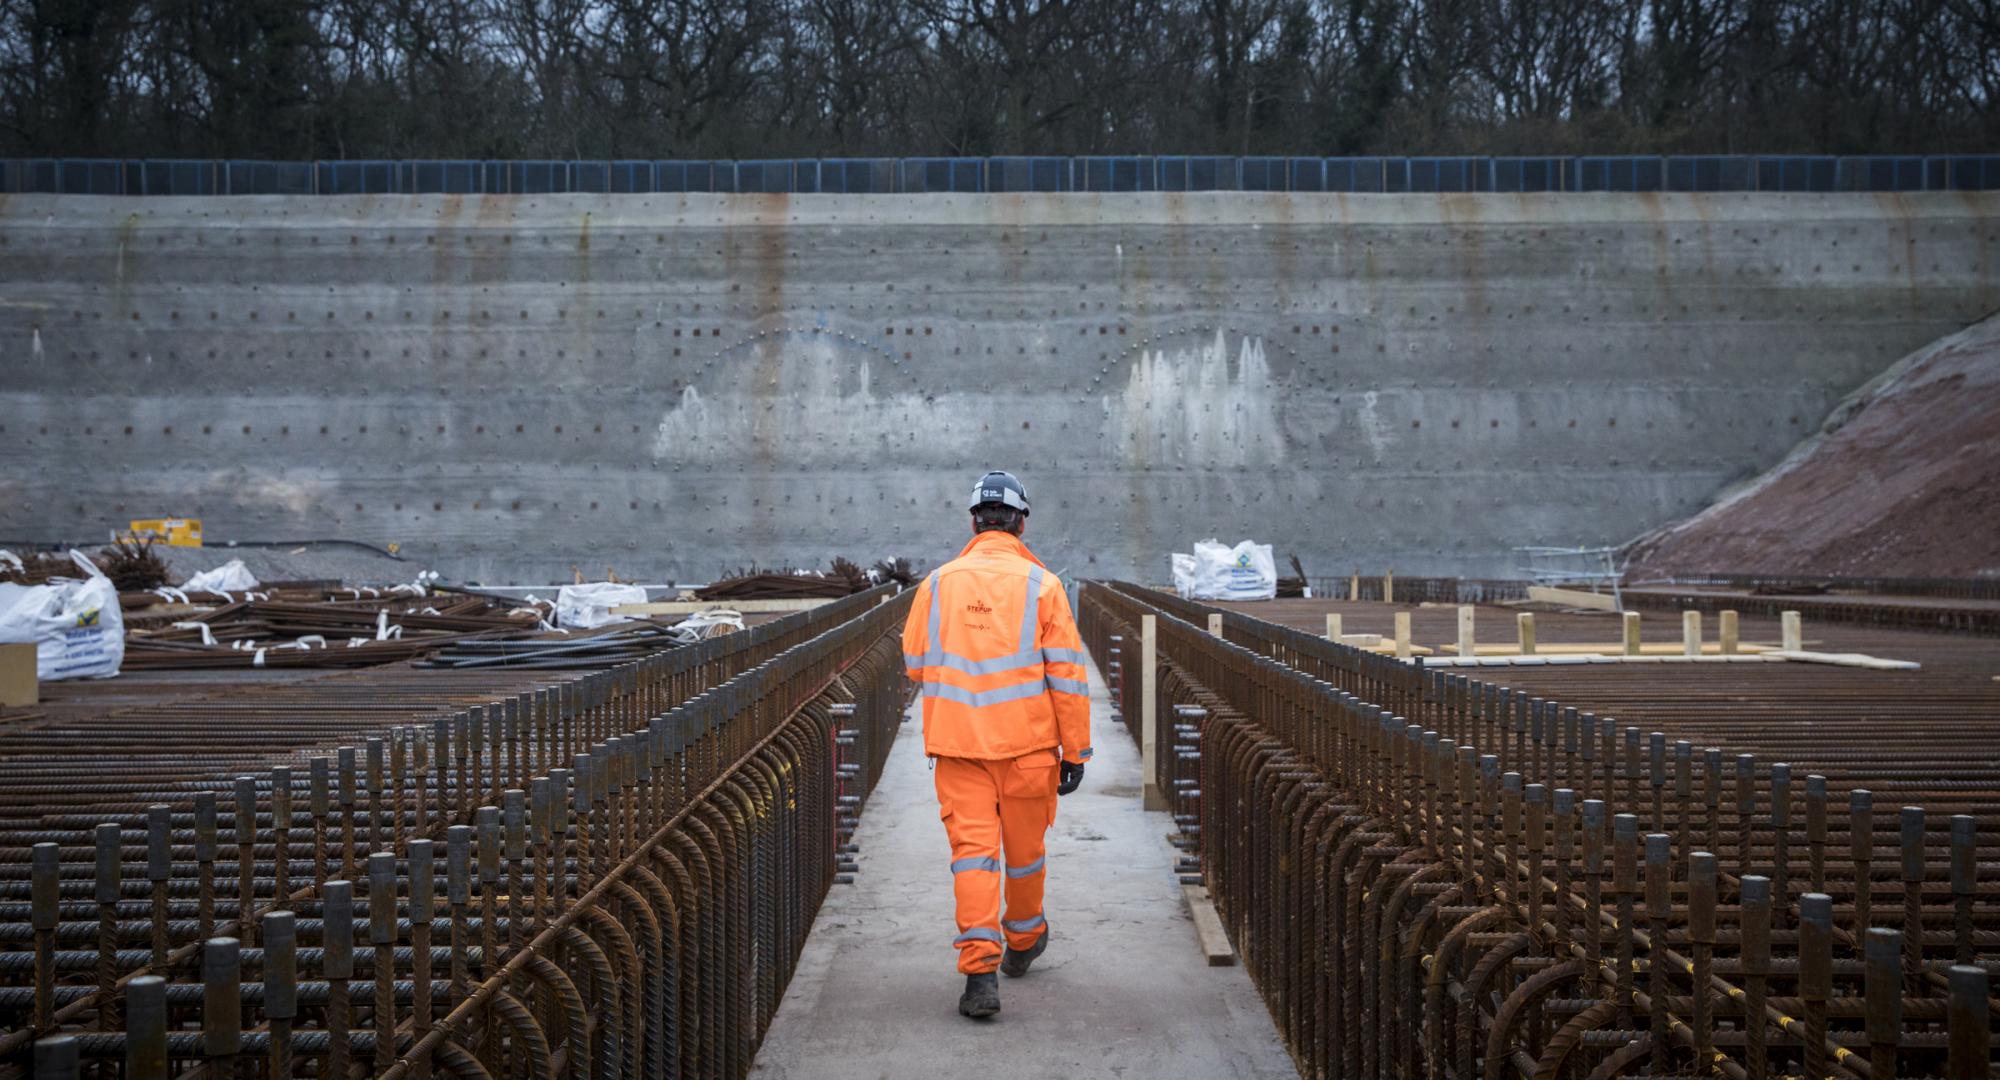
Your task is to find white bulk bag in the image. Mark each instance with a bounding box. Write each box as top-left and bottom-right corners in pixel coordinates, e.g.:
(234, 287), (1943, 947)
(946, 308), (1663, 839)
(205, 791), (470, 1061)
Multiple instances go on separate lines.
(556, 582), (650, 629)
(1186, 539), (1277, 601)
(180, 559), (261, 595)
(0, 551), (125, 680)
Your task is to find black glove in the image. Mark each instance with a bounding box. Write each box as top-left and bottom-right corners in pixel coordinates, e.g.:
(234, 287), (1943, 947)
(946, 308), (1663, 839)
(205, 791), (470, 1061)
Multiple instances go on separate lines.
(1058, 760), (1085, 796)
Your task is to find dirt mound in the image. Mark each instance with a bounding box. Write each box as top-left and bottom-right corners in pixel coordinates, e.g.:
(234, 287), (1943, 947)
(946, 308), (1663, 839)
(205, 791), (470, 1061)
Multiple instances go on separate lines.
(1625, 313), (2000, 580)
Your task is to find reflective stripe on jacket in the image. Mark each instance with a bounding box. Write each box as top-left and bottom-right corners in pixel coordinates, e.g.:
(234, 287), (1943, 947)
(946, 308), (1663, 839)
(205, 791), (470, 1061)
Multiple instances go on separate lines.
(902, 532), (1093, 764)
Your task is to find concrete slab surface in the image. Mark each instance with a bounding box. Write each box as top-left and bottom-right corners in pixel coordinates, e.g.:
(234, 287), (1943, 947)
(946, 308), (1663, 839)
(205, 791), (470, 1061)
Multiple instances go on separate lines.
(751, 660), (1297, 1080)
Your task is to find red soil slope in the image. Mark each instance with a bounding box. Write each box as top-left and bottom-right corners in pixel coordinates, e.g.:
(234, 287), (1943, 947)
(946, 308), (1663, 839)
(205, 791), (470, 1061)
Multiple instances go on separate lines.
(1625, 313), (2000, 580)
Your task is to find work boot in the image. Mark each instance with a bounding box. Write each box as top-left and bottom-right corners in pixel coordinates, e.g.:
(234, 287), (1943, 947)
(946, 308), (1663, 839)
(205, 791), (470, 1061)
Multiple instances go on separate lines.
(958, 972), (1001, 1019)
(1000, 931), (1048, 977)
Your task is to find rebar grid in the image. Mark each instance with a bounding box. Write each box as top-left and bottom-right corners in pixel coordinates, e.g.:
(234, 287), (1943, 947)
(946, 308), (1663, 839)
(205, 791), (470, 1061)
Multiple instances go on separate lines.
(1081, 582), (1998, 1080)
(0, 586), (913, 1079)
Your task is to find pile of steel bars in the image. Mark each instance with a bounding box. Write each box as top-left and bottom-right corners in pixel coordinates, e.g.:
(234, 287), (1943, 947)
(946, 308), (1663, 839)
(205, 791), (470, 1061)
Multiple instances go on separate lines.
(1079, 581), (1998, 1080)
(0, 585), (913, 1078)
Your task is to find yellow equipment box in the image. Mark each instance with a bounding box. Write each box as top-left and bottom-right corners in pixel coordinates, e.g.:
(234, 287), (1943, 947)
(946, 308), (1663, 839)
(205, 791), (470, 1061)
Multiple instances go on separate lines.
(126, 518), (203, 547)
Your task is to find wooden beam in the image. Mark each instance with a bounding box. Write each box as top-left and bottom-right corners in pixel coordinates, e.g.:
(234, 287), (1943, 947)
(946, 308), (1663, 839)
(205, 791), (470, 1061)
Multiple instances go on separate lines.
(1182, 884), (1236, 966)
(1526, 586), (1620, 611)
(1142, 614), (1165, 811)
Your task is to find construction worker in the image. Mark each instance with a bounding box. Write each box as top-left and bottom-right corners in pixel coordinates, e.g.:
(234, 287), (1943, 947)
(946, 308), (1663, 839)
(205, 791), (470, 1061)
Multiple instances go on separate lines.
(902, 470), (1092, 1019)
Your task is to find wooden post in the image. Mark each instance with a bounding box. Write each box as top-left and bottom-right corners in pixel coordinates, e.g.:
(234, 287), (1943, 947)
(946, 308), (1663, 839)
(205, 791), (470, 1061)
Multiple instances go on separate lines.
(1349, 572), (1360, 601)
(1394, 612), (1412, 660)
(1457, 605), (1476, 658)
(1517, 612), (1536, 655)
(1141, 615), (1165, 810)
(1719, 610), (1739, 655)
(1326, 613), (1342, 641)
(1683, 611), (1702, 657)
(1623, 612), (1642, 656)
(1782, 610), (1803, 652)
(1207, 613), (1223, 637)
(1383, 570), (1395, 605)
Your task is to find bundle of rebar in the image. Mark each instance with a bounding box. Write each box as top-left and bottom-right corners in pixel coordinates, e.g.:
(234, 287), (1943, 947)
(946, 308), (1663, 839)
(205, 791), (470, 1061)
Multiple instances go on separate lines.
(695, 558), (882, 602)
(122, 594), (546, 670)
(1081, 581), (1999, 1080)
(0, 585), (913, 1078)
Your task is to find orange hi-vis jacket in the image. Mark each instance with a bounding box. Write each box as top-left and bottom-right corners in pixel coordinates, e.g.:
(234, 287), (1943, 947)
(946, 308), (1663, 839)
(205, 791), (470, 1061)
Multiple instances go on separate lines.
(902, 532), (1093, 765)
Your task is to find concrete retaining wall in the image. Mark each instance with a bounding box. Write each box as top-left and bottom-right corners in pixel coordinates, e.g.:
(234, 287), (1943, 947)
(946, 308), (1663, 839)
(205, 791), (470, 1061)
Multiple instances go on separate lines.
(2, 193), (1994, 584)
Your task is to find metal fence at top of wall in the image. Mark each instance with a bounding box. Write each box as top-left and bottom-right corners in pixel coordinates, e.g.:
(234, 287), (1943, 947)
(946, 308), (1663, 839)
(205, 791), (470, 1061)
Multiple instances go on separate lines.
(3, 154), (1997, 196)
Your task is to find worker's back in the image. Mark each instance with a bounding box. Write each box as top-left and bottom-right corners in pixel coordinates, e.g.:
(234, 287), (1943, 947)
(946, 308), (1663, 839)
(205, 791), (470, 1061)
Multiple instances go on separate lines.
(903, 530), (1090, 762)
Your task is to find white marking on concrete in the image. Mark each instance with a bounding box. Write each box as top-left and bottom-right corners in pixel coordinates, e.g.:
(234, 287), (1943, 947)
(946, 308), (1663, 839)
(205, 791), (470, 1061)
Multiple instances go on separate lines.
(752, 658), (1295, 1080)
(1114, 328), (1284, 469)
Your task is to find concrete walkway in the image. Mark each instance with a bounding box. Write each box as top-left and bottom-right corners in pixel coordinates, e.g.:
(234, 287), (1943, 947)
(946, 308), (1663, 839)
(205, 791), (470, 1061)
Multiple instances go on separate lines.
(751, 660), (1297, 1080)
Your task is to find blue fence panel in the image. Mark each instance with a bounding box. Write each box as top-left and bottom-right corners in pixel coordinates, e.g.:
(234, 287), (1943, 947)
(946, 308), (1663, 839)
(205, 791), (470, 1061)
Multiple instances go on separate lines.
(1757, 156), (1837, 192)
(1665, 156), (1752, 192)
(572, 161), (608, 193)
(1493, 157), (1564, 192)
(899, 158), (952, 193)
(1078, 157), (1111, 191)
(407, 160), (482, 194)
(317, 161), (394, 195)
(159, 160), (218, 195)
(789, 159), (820, 193)
(1190, 157), (1238, 190)
(505, 161), (568, 194)
(817, 159), (887, 193)
(1839, 156), (1924, 192)
(1239, 157), (1286, 191)
(735, 160), (792, 193)
(1383, 158), (1410, 192)
(605, 160), (651, 193)
(1324, 158), (1385, 192)
(1930, 156), (1999, 191)
(1115, 156), (1148, 191)
(57, 159), (125, 194)
(1288, 158), (1326, 192)
(1036, 157), (1069, 191)
(1402, 157), (1484, 192)
(1573, 157), (1664, 192)
(223, 161), (313, 194)
(659, 161), (730, 193)
(1074, 157), (1149, 192)
(985, 157), (1069, 192)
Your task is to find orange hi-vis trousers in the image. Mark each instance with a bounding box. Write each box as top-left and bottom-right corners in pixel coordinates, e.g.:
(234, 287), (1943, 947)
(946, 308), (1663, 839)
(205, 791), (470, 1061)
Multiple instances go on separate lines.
(934, 750), (1058, 974)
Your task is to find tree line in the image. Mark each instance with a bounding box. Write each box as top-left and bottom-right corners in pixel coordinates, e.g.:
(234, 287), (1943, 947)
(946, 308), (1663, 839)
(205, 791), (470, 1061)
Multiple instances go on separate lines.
(3, 0), (1994, 161)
